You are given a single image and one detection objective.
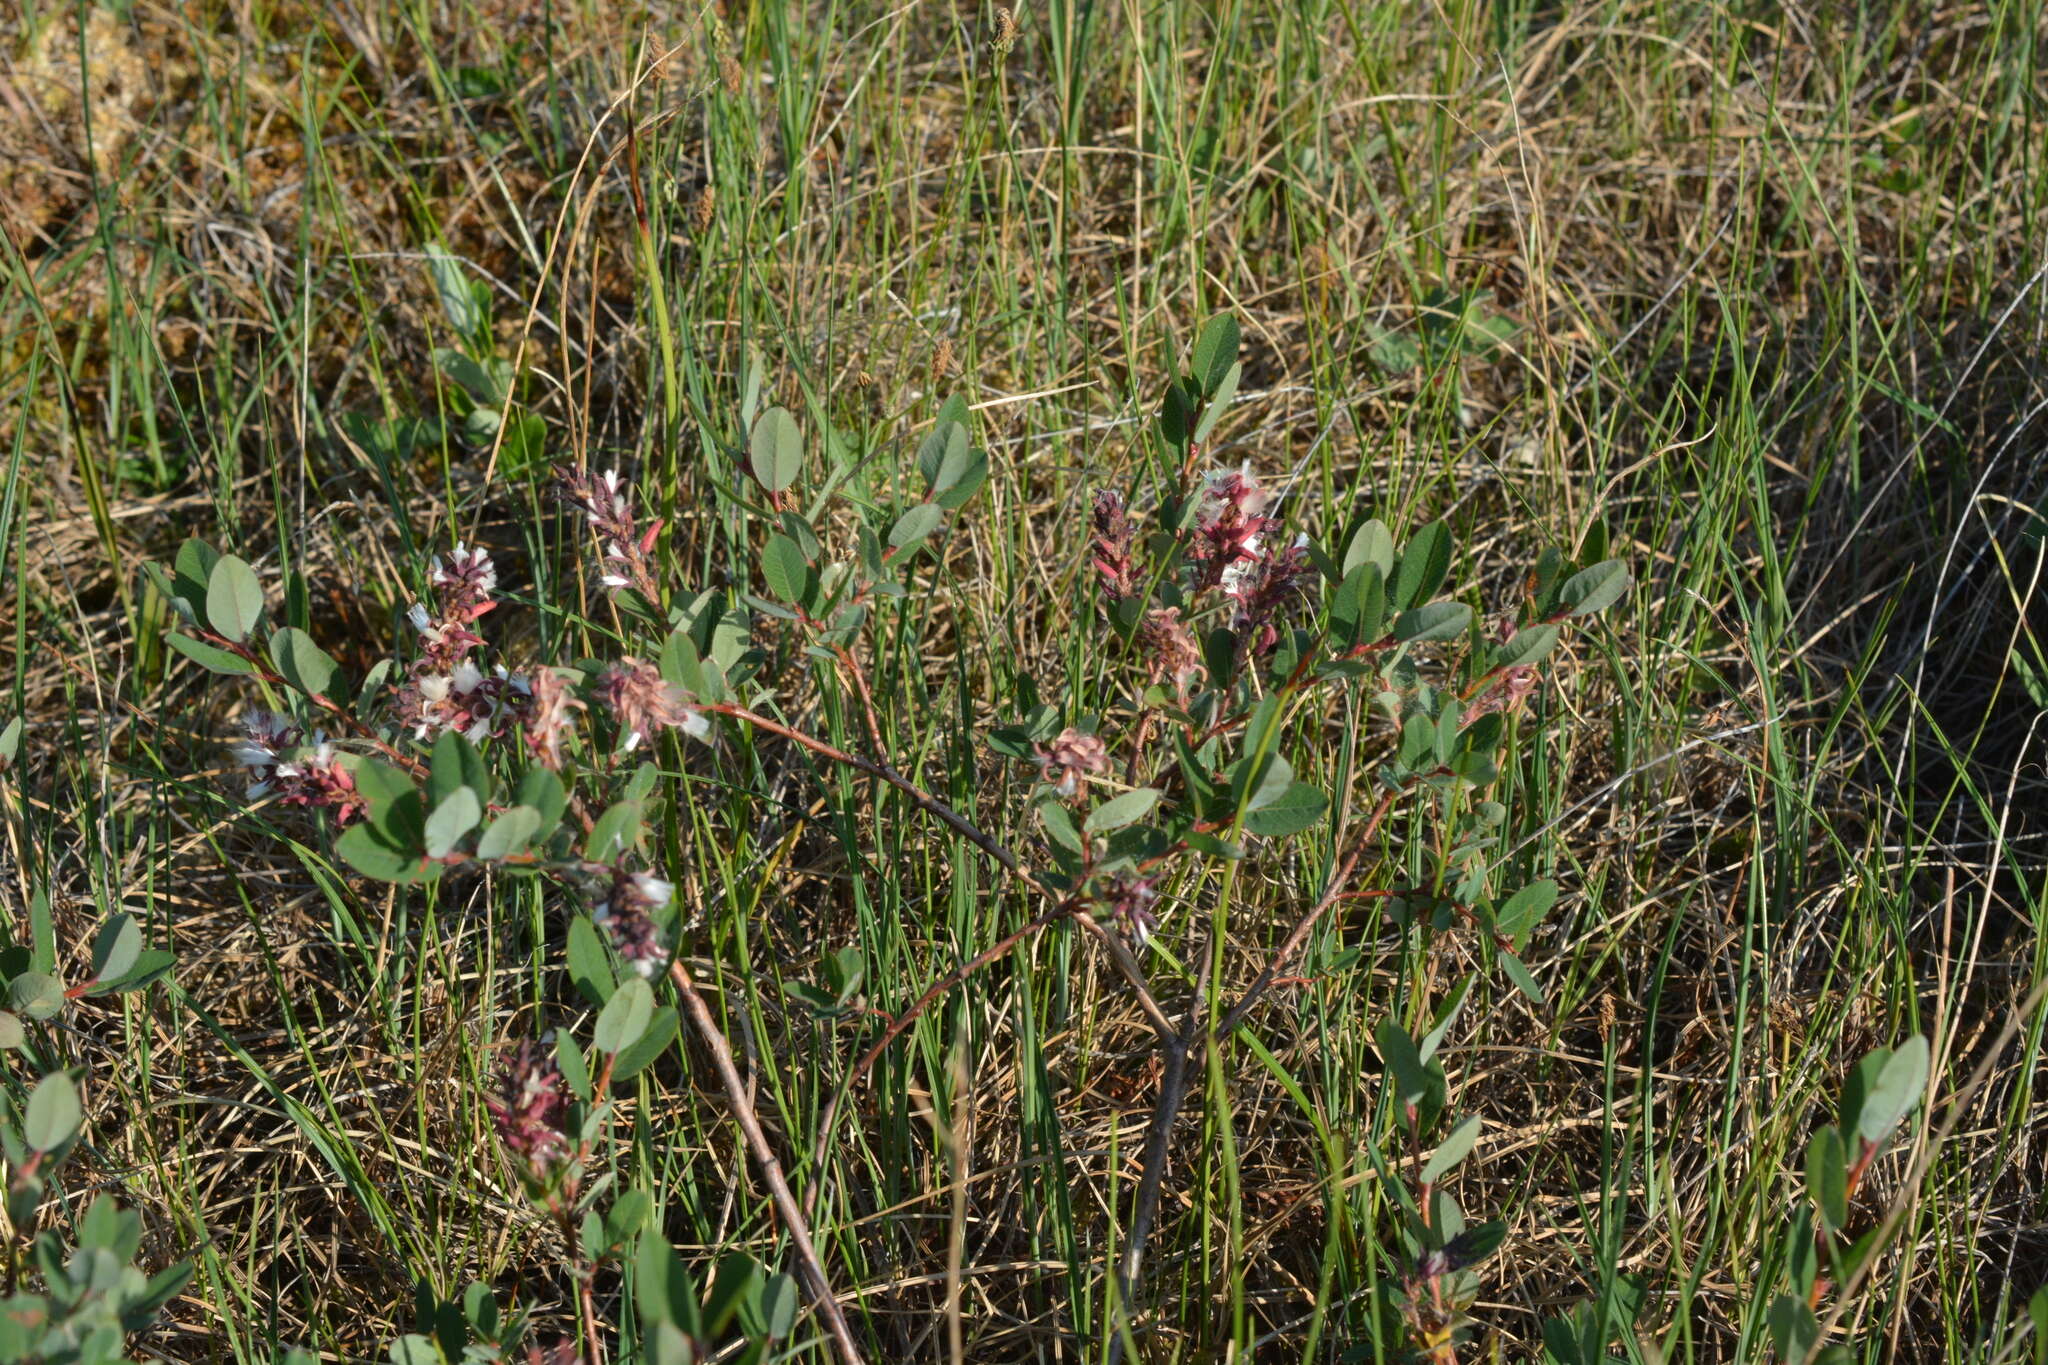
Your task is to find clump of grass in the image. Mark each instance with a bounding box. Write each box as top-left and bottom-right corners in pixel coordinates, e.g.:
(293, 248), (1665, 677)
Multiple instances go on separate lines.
(2, 0), (2046, 1360)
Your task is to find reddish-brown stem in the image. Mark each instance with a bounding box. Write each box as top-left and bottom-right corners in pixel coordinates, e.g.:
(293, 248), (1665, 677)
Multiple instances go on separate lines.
(669, 959), (865, 1365)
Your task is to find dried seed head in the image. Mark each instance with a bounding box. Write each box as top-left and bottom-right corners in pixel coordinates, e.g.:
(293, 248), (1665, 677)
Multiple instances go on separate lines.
(523, 667), (587, 770)
(1140, 607), (1204, 699)
(598, 659), (709, 751)
(1035, 727), (1110, 797)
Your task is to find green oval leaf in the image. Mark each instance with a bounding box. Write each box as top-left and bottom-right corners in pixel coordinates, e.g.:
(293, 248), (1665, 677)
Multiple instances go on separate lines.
(354, 759), (424, 843)
(1037, 798), (1084, 854)
(24, 1071), (82, 1152)
(760, 533), (812, 605)
(9, 972), (64, 1021)
(1493, 624), (1558, 670)
(337, 823), (421, 882)
(429, 730), (492, 810)
(604, 1190), (654, 1247)
(269, 626), (340, 697)
(1190, 312), (1241, 397)
(1495, 879), (1558, 939)
(1084, 787), (1162, 834)
(1857, 1033), (1929, 1144)
(1394, 601), (1472, 643)
(1330, 564), (1388, 647)
(1193, 360), (1241, 443)
(476, 805), (542, 861)
(1497, 949), (1545, 1003)
(1243, 780), (1328, 837)
(612, 1005), (678, 1081)
(423, 788), (482, 859)
(889, 503), (945, 552)
(750, 406), (804, 493)
(1559, 559), (1631, 617)
(568, 915), (617, 1006)
(595, 977), (656, 1054)
(1391, 521), (1451, 610)
(1421, 1113), (1483, 1183)
(96, 948), (175, 994)
(585, 800), (644, 860)
(917, 420), (971, 491)
(1343, 519), (1395, 578)
(89, 914), (142, 985)
(206, 555), (265, 643)
(1806, 1125), (1848, 1232)
(165, 633), (255, 675)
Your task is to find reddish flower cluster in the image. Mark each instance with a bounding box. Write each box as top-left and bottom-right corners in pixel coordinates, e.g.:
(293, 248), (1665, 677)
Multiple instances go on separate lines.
(1095, 871), (1159, 945)
(1036, 727), (1109, 797)
(1188, 464), (1276, 594)
(593, 866), (674, 978)
(560, 467), (661, 598)
(486, 1037), (572, 1189)
(231, 711), (365, 823)
(393, 545), (534, 744)
(598, 659), (708, 751)
(1223, 537), (1313, 660)
(429, 542), (498, 617)
(1090, 490), (1140, 603)
(398, 661), (534, 744)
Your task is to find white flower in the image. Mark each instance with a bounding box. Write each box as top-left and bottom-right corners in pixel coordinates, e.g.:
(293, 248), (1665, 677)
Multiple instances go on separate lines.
(630, 873), (673, 907)
(1218, 539), (1262, 598)
(230, 740), (274, 770)
(453, 661), (484, 693)
(431, 542), (498, 595)
(408, 602), (433, 633)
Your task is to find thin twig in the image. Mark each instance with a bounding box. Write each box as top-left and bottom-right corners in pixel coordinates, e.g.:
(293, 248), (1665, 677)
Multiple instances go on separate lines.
(1110, 998), (1203, 1365)
(670, 960), (867, 1365)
